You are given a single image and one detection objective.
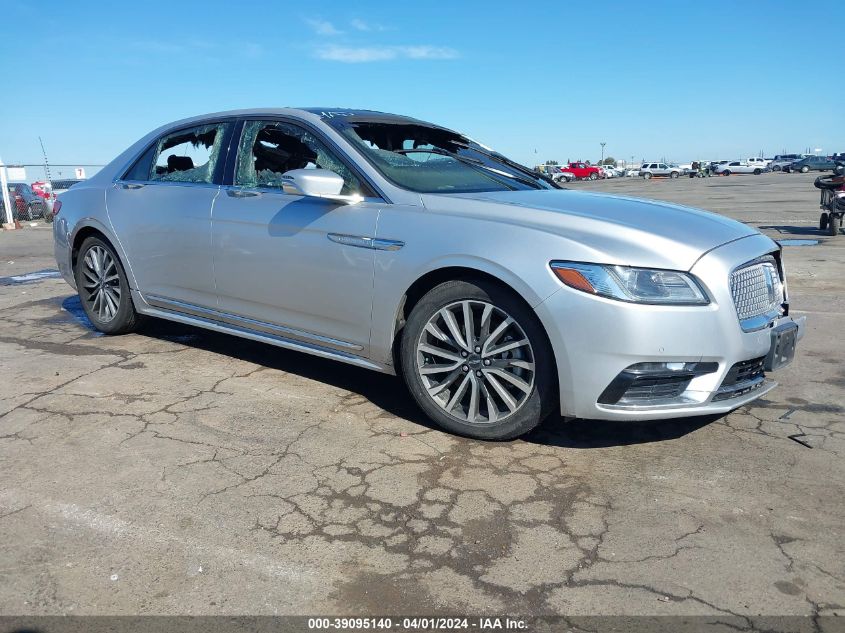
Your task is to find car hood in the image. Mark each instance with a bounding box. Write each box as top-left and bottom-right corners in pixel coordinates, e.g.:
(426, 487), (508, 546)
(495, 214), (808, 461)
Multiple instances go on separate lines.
(421, 189), (763, 271)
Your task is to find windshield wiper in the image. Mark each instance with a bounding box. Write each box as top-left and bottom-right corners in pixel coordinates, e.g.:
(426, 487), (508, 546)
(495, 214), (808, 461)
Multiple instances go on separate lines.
(450, 141), (558, 189)
(394, 148), (538, 190)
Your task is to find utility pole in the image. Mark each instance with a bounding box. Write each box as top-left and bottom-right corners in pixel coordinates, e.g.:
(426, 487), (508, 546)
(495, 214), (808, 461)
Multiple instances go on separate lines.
(600, 142), (606, 165)
(39, 137), (52, 185)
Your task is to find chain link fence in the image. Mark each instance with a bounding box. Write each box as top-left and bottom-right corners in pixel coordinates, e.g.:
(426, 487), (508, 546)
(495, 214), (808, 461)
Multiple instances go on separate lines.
(1, 162), (104, 225)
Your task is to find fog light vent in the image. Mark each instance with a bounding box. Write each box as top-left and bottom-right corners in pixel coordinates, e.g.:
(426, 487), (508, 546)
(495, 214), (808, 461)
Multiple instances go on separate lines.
(598, 362), (719, 406)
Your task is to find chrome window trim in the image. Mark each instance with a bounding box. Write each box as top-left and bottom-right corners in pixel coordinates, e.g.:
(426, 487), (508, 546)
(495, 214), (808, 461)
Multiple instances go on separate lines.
(230, 116), (390, 204)
(218, 183), (383, 204)
(115, 116), (239, 185)
(112, 180), (222, 191)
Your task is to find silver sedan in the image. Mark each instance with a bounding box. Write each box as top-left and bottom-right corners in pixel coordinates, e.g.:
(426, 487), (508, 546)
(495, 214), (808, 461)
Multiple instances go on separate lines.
(53, 108), (805, 439)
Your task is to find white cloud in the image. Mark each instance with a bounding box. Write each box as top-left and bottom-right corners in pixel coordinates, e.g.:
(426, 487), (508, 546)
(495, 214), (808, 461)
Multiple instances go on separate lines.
(350, 18), (386, 32)
(401, 46), (459, 60)
(316, 45), (458, 63)
(305, 18), (342, 35)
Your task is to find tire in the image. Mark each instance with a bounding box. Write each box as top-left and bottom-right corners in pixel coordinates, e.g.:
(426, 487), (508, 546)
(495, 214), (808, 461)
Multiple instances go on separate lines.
(588, 172), (598, 180)
(21, 205), (34, 222)
(820, 212), (829, 231)
(669, 171), (679, 179)
(400, 279), (557, 440)
(74, 236), (142, 335)
(642, 172), (652, 180)
(773, 165), (781, 172)
(754, 169), (762, 175)
(801, 166), (809, 173)
(722, 170), (731, 176)
(829, 214), (841, 236)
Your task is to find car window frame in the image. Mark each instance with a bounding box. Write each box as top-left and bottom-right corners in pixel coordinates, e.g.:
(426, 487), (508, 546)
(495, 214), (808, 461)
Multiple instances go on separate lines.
(117, 117), (237, 187)
(223, 115), (385, 202)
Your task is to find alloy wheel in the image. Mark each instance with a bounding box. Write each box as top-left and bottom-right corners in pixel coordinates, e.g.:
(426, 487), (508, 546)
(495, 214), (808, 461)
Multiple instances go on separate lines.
(81, 245), (121, 322)
(415, 300), (535, 424)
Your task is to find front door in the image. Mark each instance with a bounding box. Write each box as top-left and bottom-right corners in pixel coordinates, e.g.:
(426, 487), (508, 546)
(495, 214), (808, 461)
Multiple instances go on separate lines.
(211, 119), (381, 355)
(106, 121), (231, 309)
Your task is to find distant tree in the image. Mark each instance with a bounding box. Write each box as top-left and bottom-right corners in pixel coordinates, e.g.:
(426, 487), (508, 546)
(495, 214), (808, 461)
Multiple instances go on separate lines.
(544, 160), (559, 165)
(600, 157), (616, 166)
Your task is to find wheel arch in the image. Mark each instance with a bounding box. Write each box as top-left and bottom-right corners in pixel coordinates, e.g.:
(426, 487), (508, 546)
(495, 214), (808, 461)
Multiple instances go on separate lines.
(386, 263), (559, 388)
(70, 220), (138, 289)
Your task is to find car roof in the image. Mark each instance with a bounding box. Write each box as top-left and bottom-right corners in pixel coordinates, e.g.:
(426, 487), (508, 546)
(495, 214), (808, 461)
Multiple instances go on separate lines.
(162, 107), (439, 130)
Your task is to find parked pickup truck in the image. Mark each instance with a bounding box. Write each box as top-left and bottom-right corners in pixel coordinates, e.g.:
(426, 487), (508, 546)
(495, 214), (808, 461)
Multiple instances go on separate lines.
(560, 162), (602, 180)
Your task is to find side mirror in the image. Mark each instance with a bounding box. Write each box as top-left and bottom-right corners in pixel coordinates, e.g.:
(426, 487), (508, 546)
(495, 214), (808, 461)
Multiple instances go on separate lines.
(280, 169), (361, 204)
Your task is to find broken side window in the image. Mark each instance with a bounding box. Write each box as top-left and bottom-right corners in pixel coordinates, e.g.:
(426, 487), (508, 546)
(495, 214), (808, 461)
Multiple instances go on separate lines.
(235, 120), (363, 195)
(150, 123), (226, 184)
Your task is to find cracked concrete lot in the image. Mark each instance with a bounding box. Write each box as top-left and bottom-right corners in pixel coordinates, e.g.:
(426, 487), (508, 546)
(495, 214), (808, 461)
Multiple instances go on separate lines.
(0, 173), (843, 619)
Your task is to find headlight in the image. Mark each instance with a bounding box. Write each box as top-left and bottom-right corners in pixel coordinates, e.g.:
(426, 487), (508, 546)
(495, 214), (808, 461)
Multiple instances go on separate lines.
(550, 261), (709, 305)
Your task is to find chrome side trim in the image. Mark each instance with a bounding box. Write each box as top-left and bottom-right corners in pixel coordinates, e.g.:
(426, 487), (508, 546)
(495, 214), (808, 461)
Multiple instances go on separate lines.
(144, 295), (363, 351)
(712, 375), (768, 402)
(327, 233), (404, 251)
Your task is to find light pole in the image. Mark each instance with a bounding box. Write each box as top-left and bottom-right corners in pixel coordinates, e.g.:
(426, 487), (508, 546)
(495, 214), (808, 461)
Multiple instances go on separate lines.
(600, 142), (606, 165)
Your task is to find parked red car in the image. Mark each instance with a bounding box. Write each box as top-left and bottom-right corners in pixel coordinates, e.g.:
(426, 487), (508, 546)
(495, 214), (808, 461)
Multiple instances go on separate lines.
(31, 180), (54, 201)
(559, 162), (602, 181)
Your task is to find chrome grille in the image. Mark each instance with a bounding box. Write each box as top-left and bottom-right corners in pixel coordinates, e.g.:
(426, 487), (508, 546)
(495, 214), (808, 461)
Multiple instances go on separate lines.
(730, 256), (783, 326)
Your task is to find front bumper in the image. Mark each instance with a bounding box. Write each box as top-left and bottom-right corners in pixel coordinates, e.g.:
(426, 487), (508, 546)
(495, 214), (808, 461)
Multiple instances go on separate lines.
(534, 234), (805, 420)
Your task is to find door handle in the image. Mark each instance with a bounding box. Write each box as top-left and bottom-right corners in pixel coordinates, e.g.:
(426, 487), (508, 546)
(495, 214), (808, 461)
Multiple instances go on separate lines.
(226, 189), (261, 198)
(120, 183), (144, 190)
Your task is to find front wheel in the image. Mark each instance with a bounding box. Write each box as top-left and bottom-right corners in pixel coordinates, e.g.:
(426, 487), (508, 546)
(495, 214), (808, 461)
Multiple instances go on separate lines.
(670, 171), (679, 179)
(74, 236), (142, 334)
(588, 172), (598, 180)
(829, 214), (842, 236)
(801, 166), (810, 173)
(722, 170), (731, 176)
(773, 165), (781, 171)
(400, 280), (557, 440)
(754, 168), (762, 175)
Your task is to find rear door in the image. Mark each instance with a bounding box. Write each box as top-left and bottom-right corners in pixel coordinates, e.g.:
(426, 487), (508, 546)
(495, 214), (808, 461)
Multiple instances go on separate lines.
(106, 121), (233, 309)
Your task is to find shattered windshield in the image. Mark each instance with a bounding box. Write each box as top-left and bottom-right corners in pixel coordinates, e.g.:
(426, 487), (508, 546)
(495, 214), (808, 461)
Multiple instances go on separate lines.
(329, 119), (553, 194)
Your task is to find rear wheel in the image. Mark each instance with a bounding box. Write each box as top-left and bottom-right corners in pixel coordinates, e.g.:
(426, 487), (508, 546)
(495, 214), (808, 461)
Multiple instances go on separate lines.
(670, 171), (679, 179)
(773, 165), (782, 172)
(400, 279), (556, 440)
(754, 168), (762, 175)
(722, 170), (731, 176)
(74, 236), (142, 334)
(820, 212), (829, 231)
(801, 166), (810, 173)
(588, 172), (598, 180)
(829, 214), (841, 236)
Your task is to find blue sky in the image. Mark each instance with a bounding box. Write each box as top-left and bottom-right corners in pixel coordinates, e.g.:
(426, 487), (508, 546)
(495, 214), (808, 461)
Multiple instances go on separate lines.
(2, 0), (843, 168)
